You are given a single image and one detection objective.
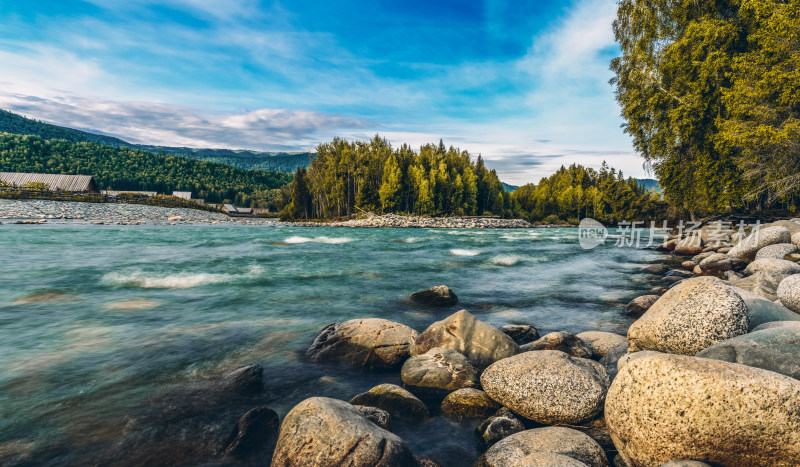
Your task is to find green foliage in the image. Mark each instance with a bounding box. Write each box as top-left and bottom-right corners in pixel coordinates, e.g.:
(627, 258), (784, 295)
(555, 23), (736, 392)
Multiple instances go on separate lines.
(0, 133), (291, 207)
(612, 0), (800, 214)
(511, 162), (666, 225)
(284, 135), (507, 219)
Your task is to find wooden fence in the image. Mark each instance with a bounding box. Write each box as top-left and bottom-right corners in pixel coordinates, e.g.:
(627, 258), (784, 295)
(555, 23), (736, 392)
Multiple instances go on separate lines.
(0, 187), (226, 214)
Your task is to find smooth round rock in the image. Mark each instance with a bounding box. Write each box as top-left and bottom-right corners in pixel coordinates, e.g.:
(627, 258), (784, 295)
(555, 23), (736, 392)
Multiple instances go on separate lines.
(476, 427), (607, 467)
(793, 232), (800, 249)
(729, 286), (800, 329)
(481, 350), (609, 425)
(674, 237), (704, 255)
(681, 260), (697, 271)
(640, 263), (669, 275)
(624, 295), (659, 316)
(349, 384), (429, 422)
(222, 407), (279, 460)
(411, 310), (519, 369)
(498, 324), (539, 344)
(576, 331), (626, 358)
(697, 253), (744, 273)
(744, 258), (800, 276)
(401, 347), (478, 397)
(598, 342), (628, 381)
(475, 408), (526, 449)
(219, 364), (264, 395)
(755, 243), (798, 260)
(520, 331), (593, 358)
(696, 326), (800, 379)
(752, 320), (800, 332)
(271, 397), (416, 467)
(777, 274), (800, 313)
(307, 318), (419, 369)
(627, 277), (748, 355)
(605, 354), (800, 467)
(729, 270), (789, 301)
(728, 226), (792, 261)
(440, 388), (499, 419)
(409, 285), (458, 306)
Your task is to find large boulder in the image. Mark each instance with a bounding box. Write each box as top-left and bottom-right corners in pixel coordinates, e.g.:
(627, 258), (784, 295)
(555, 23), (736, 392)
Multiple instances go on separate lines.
(627, 277), (749, 355)
(222, 407), (280, 460)
(475, 408), (526, 449)
(624, 295), (659, 316)
(697, 253), (745, 274)
(476, 427), (607, 467)
(697, 326), (800, 379)
(520, 331), (593, 358)
(765, 219), (800, 235)
(411, 310), (519, 369)
(753, 320), (800, 331)
(409, 285), (458, 306)
(729, 286), (800, 329)
(777, 274), (800, 313)
(349, 384), (429, 422)
(793, 232), (800, 249)
(271, 397), (416, 467)
(498, 324), (539, 344)
(440, 388), (499, 419)
(743, 258), (800, 276)
(605, 354), (800, 467)
(307, 318), (418, 369)
(481, 350), (609, 425)
(755, 243), (798, 260)
(673, 236), (704, 256)
(576, 331), (626, 358)
(728, 225), (792, 261)
(728, 270), (789, 301)
(400, 347), (478, 398)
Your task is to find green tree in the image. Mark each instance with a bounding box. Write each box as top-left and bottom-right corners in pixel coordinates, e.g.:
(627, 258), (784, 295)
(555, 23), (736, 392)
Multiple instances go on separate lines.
(379, 154), (403, 212)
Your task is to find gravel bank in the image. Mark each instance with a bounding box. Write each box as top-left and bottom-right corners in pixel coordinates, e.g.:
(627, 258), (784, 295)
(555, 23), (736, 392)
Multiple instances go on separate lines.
(0, 199), (237, 223)
(292, 213), (535, 229)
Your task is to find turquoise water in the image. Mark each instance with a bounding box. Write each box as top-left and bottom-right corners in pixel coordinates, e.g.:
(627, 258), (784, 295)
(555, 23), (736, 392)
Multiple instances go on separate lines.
(0, 224), (670, 465)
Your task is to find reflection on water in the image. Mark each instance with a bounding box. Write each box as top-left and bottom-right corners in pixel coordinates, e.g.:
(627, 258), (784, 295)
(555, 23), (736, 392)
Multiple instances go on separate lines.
(0, 223), (670, 465)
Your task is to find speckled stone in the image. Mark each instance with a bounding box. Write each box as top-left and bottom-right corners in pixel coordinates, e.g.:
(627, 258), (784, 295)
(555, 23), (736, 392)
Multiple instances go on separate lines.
(475, 427), (607, 467)
(481, 350), (609, 425)
(743, 258), (800, 276)
(729, 286), (800, 329)
(411, 310), (519, 369)
(696, 327), (800, 379)
(307, 318), (419, 369)
(349, 384), (429, 422)
(793, 232), (800, 249)
(353, 405), (391, 430)
(728, 226), (792, 261)
(777, 274), (800, 313)
(627, 277), (749, 355)
(605, 354), (800, 467)
(755, 243), (798, 260)
(481, 452), (589, 467)
(475, 408), (526, 449)
(576, 331), (627, 358)
(673, 236), (704, 255)
(697, 253), (745, 273)
(400, 347), (478, 397)
(271, 397), (415, 467)
(660, 461), (712, 467)
(624, 295), (659, 316)
(728, 270), (789, 301)
(520, 331), (593, 358)
(440, 388), (499, 419)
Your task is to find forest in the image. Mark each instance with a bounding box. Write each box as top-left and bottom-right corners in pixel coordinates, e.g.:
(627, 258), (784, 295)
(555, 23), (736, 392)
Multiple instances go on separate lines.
(612, 0), (800, 215)
(280, 136), (663, 223)
(0, 133), (291, 207)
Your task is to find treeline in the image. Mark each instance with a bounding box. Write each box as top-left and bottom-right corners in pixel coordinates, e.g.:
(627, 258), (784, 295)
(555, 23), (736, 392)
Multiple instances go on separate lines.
(280, 136), (509, 219)
(0, 108), (128, 147)
(612, 0), (800, 215)
(511, 163), (667, 225)
(136, 146), (313, 173)
(0, 133), (291, 207)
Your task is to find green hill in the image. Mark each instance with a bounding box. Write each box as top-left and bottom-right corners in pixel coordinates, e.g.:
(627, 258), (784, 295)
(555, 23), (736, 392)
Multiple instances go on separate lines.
(0, 133), (291, 207)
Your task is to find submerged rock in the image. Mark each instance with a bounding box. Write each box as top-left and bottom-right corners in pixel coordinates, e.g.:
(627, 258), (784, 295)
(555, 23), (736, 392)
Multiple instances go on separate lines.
(520, 331), (593, 358)
(411, 310), (518, 369)
(353, 405), (391, 430)
(271, 397), (416, 467)
(307, 318), (418, 369)
(476, 427), (607, 467)
(598, 342), (628, 381)
(440, 388), (499, 419)
(400, 347), (478, 398)
(605, 354), (800, 467)
(498, 324), (539, 344)
(475, 408), (526, 449)
(481, 350), (609, 425)
(219, 364), (264, 395)
(624, 295), (659, 316)
(696, 326), (800, 379)
(627, 277), (748, 355)
(349, 384), (429, 422)
(409, 285), (459, 306)
(222, 407), (279, 460)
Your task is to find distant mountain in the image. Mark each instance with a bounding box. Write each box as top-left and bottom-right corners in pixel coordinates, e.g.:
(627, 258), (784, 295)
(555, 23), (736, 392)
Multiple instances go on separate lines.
(0, 108), (310, 173)
(636, 178), (662, 192)
(501, 182), (519, 192)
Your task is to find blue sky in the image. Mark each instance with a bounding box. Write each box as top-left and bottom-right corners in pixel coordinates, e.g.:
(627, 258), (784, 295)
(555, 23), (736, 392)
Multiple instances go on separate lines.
(0, 0), (645, 185)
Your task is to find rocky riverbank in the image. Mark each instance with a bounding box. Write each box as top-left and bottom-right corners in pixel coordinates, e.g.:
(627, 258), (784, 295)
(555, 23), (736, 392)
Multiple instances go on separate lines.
(213, 220), (800, 466)
(291, 213), (537, 229)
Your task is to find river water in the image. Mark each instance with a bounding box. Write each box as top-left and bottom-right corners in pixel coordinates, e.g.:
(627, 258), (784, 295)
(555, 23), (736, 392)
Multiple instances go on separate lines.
(0, 223), (670, 465)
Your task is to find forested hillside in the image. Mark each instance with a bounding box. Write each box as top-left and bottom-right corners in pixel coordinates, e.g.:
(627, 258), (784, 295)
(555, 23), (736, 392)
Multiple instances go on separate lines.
(0, 108), (312, 173)
(612, 0), (800, 215)
(0, 133), (291, 207)
(511, 163), (666, 224)
(282, 136), (510, 219)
